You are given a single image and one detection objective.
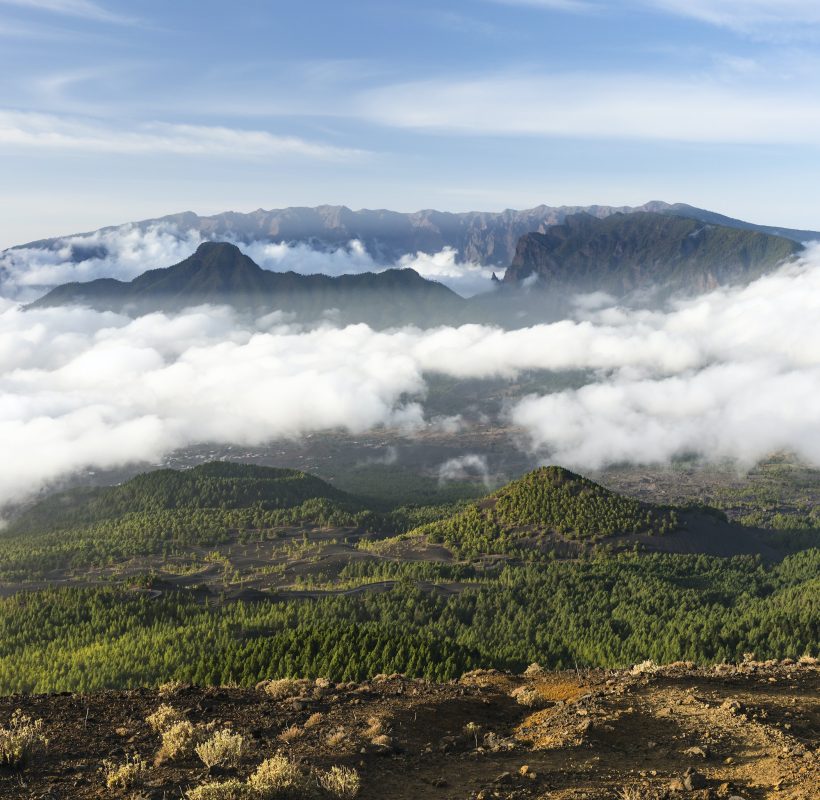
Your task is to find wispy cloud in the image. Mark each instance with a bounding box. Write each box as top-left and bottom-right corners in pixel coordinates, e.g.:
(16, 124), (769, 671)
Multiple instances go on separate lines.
(358, 71), (820, 144)
(645, 1), (820, 34)
(486, 0), (597, 11)
(0, 0), (132, 24)
(0, 110), (366, 160)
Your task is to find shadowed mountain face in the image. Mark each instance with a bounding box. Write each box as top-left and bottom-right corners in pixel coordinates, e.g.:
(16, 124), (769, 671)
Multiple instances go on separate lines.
(14, 201), (820, 269)
(503, 212), (803, 294)
(27, 242), (467, 325)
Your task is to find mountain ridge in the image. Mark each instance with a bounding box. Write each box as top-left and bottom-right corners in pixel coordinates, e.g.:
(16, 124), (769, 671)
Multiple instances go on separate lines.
(12, 200), (820, 269)
(503, 212), (802, 294)
(27, 241), (466, 325)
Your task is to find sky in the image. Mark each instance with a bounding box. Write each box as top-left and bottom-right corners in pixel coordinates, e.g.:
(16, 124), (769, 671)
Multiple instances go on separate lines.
(2, 0), (820, 247)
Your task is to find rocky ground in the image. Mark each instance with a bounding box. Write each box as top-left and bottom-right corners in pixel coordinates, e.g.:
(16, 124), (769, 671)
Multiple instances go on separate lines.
(0, 660), (816, 800)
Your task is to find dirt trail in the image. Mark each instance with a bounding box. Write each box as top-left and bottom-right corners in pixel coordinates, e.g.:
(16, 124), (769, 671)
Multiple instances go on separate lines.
(0, 661), (816, 799)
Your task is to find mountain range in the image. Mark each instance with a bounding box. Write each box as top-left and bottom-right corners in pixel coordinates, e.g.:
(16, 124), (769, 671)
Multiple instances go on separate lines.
(13, 200), (820, 269)
(28, 211), (804, 324)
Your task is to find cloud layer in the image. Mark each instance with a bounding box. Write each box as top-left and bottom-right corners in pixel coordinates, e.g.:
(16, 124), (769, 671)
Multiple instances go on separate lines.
(1, 247), (818, 506)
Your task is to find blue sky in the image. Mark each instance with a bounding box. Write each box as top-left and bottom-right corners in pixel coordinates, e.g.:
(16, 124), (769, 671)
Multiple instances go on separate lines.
(2, 0), (820, 246)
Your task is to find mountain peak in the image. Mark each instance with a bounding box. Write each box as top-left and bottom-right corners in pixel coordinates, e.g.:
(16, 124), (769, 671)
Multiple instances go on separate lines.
(194, 241), (242, 256)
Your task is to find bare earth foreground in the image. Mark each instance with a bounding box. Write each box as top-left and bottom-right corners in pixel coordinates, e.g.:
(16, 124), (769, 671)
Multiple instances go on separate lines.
(0, 660), (816, 800)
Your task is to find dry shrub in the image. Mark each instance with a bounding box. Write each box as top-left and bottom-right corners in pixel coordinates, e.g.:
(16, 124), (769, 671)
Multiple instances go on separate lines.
(369, 734), (393, 750)
(195, 729), (246, 769)
(101, 752), (147, 790)
(629, 659), (658, 676)
(510, 685), (544, 708)
(158, 680), (187, 697)
(278, 724), (303, 743)
(159, 720), (199, 761)
(146, 703), (185, 733)
(246, 753), (303, 797)
(317, 765), (361, 799)
(363, 715), (387, 739)
(523, 662), (544, 677)
(264, 678), (303, 701)
(326, 729), (347, 749)
(0, 710), (48, 769)
(303, 712), (324, 729)
(187, 778), (247, 800)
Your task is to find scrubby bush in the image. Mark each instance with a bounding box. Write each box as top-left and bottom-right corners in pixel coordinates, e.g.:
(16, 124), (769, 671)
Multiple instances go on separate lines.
(101, 753), (147, 789)
(264, 678), (303, 701)
(146, 703), (185, 732)
(159, 719), (199, 760)
(246, 753), (303, 797)
(158, 679), (187, 697)
(195, 729), (246, 769)
(0, 710), (48, 769)
(510, 685), (543, 708)
(187, 778), (247, 800)
(317, 765), (360, 799)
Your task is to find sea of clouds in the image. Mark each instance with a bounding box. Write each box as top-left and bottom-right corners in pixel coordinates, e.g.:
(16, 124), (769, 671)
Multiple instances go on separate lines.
(1, 231), (818, 508)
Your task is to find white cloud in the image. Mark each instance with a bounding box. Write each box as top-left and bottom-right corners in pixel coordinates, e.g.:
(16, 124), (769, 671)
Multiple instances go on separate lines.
(0, 110), (364, 160)
(487, 0), (597, 10)
(358, 72), (820, 144)
(0, 223), (205, 299)
(645, 1), (820, 33)
(437, 454), (499, 488)
(0, 0), (132, 23)
(0, 248), (818, 506)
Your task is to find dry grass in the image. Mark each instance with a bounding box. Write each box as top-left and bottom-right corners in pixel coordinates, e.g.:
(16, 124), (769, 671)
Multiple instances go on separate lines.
(326, 729), (347, 749)
(101, 752), (147, 790)
(186, 778), (247, 800)
(195, 729), (246, 769)
(317, 765), (360, 799)
(363, 715), (385, 738)
(304, 712), (324, 729)
(0, 710), (48, 769)
(278, 724), (303, 743)
(158, 679), (187, 697)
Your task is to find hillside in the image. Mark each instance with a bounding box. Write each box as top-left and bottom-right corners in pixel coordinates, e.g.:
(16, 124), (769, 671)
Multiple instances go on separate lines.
(503, 212), (802, 294)
(0, 660), (816, 800)
(7, 461), (357, 535)
(27, 242), (466, 324)
(0, 460), (816, 699)
(411, 466), (679, 556)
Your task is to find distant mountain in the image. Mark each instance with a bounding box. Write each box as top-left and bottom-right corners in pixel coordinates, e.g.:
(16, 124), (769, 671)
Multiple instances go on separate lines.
(13, 201), (820, 270)
(28, 242), (466, 325)
(409, 465), (781, 559)
(502, 212), (803, 294)
(8, 461), (358, 536)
